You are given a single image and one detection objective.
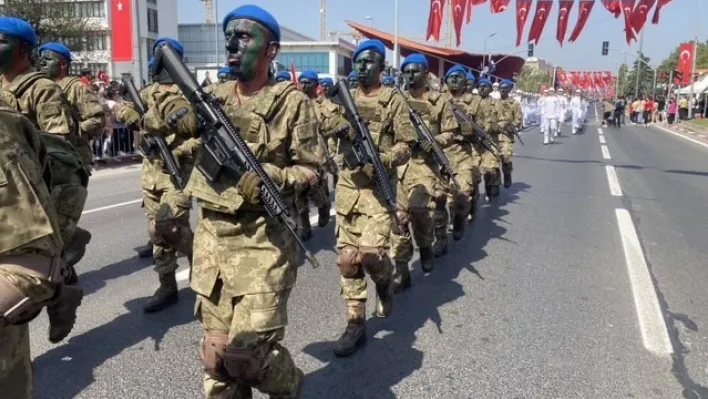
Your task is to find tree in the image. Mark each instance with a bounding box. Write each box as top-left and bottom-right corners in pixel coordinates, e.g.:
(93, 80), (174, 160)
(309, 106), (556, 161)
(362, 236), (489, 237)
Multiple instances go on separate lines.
(515, 64), (553, 93)
(0, 0), (99, 61)
(657, 40), (708, 80)
(616, 63), (629, 96)
(622, 53), (655, 98)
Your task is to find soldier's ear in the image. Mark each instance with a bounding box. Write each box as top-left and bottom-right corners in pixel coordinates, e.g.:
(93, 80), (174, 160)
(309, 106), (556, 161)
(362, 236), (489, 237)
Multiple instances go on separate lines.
(266, 41), (280, 61)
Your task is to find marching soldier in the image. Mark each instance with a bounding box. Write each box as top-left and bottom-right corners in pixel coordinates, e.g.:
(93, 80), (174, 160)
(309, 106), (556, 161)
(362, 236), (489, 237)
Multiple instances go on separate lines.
(497, 80), (522, 188)
(315, 76), (340, 189)
(468, 78), (502, 200)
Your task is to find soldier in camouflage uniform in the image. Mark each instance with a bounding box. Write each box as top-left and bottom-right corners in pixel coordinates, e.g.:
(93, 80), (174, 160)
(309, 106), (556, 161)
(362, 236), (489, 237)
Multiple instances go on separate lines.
(468, 78), (502, 201)
(115, 38), (199, 313)
(294, 69), (331, 240)
(332, 39), (413, 357)
(0, 97), (83, 399)
(316, 77), (340, 190)
(186, 6), (322, 397)
(0, 17), (90, 285)
(497, 80), (522, 188)
(465, 72), (477, 95)
(38, 42), (106, 173)
(389, 53), (458, 292)
(347, 70), (358, 89)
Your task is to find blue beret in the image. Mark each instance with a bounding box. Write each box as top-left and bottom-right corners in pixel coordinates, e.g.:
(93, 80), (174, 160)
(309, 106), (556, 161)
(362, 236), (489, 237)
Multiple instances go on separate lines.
(321, 77), (334, 85)
(352, 39), (385, 62)
(218, 66), (231, 75)
(153, 37), (184, 58)
(298, 69), (318, 81)
(500, 79), (514, 87)
(348, 71), (358, 79)
(0, 17), (37, 46)
(148, 57), (155, 69)
(275, 71), (291, 80)
(38, 42), (72, 61)
(466, 72), (476, 80)
(223, 4), (280, 42)
(382, 76), (395, 84)
(401, 53), (429, 70)
(478, 78), (492, 86)
(444, 64), (466, 80)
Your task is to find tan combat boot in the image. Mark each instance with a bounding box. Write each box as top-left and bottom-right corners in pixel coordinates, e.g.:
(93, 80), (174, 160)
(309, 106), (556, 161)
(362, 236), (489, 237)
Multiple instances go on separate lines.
(143, 272), (179, 313)
(333, 300), (366, 357)
(47, 285), (84, 343)
(392, 261), (411, 293)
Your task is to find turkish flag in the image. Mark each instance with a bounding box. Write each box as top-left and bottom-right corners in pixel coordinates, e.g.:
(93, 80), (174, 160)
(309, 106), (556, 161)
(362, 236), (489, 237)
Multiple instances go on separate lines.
(290, 61), (300, 89)
(527, 0), (553, 45)
(467, 0), (487, 23)
(515, 0), (533, 47)
(651, 0), (673, 24)
(426, 0), (445, 41)
(556, 0), (574, 46)
(677, 42), (695, 85)
(603, 71), (613, 86)
(621, 0), (637, 45)
(602, 0), (622, 18)
(631, 0), (655, 33)
(110, 0), (134, 61)
(452, 0), (467, 46)
(490, 0), (510, 14)
(569, 0), (596, 42)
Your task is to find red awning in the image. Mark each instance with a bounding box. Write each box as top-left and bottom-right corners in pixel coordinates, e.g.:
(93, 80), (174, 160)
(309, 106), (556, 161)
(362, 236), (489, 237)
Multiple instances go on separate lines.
(347, 21), (525, 79)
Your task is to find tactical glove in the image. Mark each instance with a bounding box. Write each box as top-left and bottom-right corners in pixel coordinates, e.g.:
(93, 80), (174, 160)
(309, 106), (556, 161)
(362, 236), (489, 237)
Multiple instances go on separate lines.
(236, 164), (284, 205)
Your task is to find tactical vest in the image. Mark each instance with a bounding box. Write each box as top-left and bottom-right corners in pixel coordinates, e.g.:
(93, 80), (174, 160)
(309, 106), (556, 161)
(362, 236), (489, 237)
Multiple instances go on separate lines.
(405, 91), (443, 137)
(187, 81), (298, 214)
(0, 72), (47, 122)
(352, 87), (396, 152)
(58, 77), (104, 135)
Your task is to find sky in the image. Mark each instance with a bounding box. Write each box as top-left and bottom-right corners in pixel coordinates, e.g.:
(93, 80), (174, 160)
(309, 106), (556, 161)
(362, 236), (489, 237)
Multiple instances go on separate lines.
(176, 0), (702, 71)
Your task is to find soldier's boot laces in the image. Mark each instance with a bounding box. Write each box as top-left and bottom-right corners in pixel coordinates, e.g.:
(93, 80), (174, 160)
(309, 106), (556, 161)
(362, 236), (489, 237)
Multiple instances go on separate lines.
(452, 214), (466, 241)
(143, 273), (179, 313)
(47, 285), (84, 343)
(419, 247), (434, 273)
(63, 227), (92, 285)
(137, 241), (154, 258)
(333, 300), (366, 357)
(299, 214), (313, 241)
(392, 261), (412, 293)
(317, 203), (331, 227)
(375, 280), (394, 318)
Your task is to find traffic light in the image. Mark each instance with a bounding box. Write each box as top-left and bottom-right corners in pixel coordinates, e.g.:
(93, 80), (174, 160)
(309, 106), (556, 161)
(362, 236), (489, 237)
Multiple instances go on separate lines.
(527, 43), (534, 57)
(601, 41), (609, 56)
(674, 70), (684, 82)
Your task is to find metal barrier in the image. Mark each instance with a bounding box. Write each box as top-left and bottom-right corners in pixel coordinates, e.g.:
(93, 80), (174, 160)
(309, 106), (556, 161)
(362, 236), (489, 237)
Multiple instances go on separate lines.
(92, 124), (138, 159)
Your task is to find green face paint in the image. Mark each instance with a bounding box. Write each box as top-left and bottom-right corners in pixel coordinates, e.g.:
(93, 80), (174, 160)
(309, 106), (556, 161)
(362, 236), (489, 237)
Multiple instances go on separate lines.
(403, 63), (427, 90)
(354, 50), (382, 88)
(39, 50), (63, 79)
(446, 71), (466, 94)
(224, 19), (271, 82)
(0, 34), (19, 74)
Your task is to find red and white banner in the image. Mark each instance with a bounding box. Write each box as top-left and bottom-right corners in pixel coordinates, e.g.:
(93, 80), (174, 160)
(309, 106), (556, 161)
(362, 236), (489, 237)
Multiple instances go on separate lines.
(556, 0), (574, 46)
(515, 0), (533, 47)
(677, 42), (695, 85)
(652, 0), (673, 24)
(569, 0), (596, 42)
(602, 0), (622, 18)
(110, 0), (134, 61)
(426, 0), (445, 41)
(621, 0), (637, 44)
(452, 0), (468, 46)
(467, 0), (487, 23)
(527, 0), (553, 44)
(630, 0), (655, 33)
(490, 0), (510, 13)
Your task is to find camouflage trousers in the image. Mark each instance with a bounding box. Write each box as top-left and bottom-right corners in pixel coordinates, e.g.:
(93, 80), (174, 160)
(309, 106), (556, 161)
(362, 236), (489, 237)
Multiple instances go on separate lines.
(498, 134), (514, 164)
(447, 142), (476, 220)
(336, 211), (393, 300)
(143, 185), (193, 275)
(480, 142), (501, 188)
(294, 176), (331, 229)
(390, 161), (447, 262)
(50, 168), (88, 248)
(196, 282), (300, 398)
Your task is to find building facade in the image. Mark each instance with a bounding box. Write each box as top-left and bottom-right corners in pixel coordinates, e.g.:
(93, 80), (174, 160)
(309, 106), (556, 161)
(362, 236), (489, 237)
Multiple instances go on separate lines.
(525, 57), (554, 72)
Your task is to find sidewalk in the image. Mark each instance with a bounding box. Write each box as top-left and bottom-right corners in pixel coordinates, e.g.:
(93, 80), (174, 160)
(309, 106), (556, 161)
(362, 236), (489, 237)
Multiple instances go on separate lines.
(650, 120), (708, 148)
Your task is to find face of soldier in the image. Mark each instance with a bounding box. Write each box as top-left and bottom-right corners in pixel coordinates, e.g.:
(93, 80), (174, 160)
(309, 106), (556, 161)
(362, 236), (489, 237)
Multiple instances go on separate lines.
(465, 79), (475, 93)
(0, 34), (20, 74)
(354, 50), (383, 88)
(224, 19), (276, 82)
(403, 62), (426, 90)
(39, 50), (65, 79)
(500, 85), (511, 97)
(298, 77), (317, 98)
(321, 82), (333, 96)
(446, 71), (466, 94)
(347, 76), (358, 88)
(478, 84), (492, 98)
(218, 73), (228, 83)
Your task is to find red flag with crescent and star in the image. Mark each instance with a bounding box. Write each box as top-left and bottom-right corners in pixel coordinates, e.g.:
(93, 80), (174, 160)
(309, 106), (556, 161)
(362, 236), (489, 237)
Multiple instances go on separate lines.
(426, 0), (445, 41)
(490, 0), (510, 14)
(621, 0), (637, 45)
(452, 0), (468, 46)
(110, 0), (134, 61)
(678, 42), (695, 85)
(556, 0), (574, 46)
(527, 0), (553, 45)
(515, 0), (532, 47)
(466, 0), (487, 23)
(602, 0), (622, 18)
(630, 0), (655, 33)
(569, 0), (596, 42)
(651, 0), (673, 24)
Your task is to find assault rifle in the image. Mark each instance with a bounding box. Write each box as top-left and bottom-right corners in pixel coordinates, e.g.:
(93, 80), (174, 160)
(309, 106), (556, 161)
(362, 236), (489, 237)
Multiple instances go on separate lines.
(121, 75), (185, 190)
(449, 102), (501, 161)
(504, 121), (525, 146)
(393, 86), (460, 191)
(328, 80), (404, 233)
(153, 42), (319, 269)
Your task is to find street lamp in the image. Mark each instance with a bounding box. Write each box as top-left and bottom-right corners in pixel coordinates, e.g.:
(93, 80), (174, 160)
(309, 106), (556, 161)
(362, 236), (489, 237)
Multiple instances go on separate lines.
(364, 16), (373, 27)
(483, 32), (497, 66)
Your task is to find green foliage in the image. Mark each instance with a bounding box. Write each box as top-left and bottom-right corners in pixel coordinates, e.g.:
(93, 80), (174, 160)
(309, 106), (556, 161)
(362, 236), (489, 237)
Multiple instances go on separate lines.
(515, 65), (553, 93)
(657, 40), (708, 78)
(622, 53), (656, 97)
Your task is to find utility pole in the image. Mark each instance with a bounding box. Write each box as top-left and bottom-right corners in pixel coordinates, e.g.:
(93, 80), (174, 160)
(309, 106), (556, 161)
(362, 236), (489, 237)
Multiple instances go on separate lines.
(688, 0), (699, 118)
(320, 0), (327, 41)
(634, 28), (644, 98)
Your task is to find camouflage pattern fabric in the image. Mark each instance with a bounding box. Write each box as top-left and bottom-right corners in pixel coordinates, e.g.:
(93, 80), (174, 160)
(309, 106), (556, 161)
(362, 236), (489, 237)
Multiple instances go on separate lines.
(58, 76), (106, 169)
(498, 97), (523, 162)
(0, 325), (33, 399)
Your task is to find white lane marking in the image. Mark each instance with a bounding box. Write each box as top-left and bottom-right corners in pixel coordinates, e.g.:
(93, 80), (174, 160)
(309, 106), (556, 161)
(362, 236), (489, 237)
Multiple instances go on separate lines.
(605, 165), (622, 196)
(615, 208), (673, 356)
(599, 135), (607, 144)
(176, 207), (337, 282)
(82, 199), (142, 215)
(598, 128), (604, 135)
(653, 124), (708, 150)
(601, 145), (611, 160)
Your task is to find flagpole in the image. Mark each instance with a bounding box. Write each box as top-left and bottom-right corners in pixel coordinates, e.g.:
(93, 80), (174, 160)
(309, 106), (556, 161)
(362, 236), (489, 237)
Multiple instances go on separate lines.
(393, 0), (399, 70)
(688, 0), (699, 118)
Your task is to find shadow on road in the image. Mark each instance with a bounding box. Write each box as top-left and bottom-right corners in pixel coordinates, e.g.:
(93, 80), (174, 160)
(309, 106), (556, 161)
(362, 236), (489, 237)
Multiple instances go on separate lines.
(77, 255), (154, 297)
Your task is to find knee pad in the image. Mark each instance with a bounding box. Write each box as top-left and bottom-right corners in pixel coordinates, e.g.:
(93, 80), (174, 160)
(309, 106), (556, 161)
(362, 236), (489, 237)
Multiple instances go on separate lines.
(200, 332), (230, 382)
(222, 342), (273, 385)
(149, 218), (183, 247)
(337, 246), (361, 278)
(359, 247), (385, 270)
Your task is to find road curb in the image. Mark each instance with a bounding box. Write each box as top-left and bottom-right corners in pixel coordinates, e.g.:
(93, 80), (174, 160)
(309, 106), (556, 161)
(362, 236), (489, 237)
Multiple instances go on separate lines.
(651, 123), (708, 150)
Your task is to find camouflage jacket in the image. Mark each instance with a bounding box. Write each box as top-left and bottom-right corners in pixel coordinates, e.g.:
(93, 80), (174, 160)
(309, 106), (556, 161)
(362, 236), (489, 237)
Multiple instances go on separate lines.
(470, 96), (503, 138)
(497, 97), (523, 135)
(402, 89), (458, 166)
(58, 76), (105, 137)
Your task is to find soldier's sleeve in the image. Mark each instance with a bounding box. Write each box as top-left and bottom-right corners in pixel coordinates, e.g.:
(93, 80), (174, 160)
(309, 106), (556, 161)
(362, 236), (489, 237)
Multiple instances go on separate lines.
(173, 137), (202, 159)
(114, 101), (141, 127)
(75, 84), (106, 137)
(435, 100), (459, 148)
(385, 93), (413, 168)
(319, 106), (349, 140)
(30, 80), (76, 135)
(512, 101), (523, 128)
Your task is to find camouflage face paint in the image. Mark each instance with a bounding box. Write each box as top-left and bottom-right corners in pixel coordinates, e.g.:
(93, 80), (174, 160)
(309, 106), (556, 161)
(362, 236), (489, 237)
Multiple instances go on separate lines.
(0, 34), (19, 74)
(224, 19), (271, 82)
(500, 85), (512, 97)
(298, 77), (317, 97)
(403, 62), (426, 90)
(39, 50), (63, 79)
(354, 50), (382, 88)
(446, 71), (466, 94)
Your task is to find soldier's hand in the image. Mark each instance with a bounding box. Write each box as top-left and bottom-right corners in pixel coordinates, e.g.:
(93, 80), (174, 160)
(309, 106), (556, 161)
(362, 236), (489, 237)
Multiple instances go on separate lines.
(419, 140), (434, 153)
(360, 163), (375, 180)
(166, 108), (190, 129)
(236, 171), (263, 204)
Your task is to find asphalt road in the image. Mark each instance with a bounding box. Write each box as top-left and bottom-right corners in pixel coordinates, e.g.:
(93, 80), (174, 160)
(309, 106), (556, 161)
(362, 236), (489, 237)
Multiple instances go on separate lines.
(27, 109), (708, 399)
